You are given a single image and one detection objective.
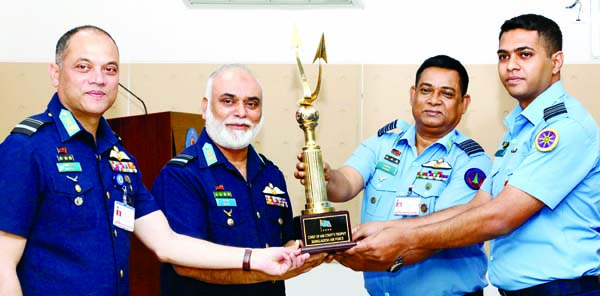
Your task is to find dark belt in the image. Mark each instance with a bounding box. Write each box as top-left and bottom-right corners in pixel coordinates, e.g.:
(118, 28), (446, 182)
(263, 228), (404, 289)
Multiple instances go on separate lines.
(463, 289), (484, 296)
(498, 276), (600, 296)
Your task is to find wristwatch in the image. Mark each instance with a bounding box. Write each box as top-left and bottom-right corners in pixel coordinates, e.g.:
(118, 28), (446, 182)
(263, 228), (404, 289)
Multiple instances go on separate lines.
(388, 256), (403, 272)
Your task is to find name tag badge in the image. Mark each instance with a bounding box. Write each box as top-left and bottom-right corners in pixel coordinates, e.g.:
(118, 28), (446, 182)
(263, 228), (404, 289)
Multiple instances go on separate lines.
(113, 201), (135, 232)
(393, 196), (421, 216)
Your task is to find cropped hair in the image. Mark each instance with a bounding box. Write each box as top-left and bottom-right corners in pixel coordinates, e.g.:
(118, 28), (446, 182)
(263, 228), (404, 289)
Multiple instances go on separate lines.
(415, 55), (469, 97)
(499, 14), (562, 57)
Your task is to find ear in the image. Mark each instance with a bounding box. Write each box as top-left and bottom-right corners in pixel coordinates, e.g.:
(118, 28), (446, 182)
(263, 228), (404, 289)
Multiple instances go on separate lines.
(461, 94), (471, 114)
(49, 63), (60, 88)
(201, 97), (208, 120)
(409, 86), (416, 106)
(551, 51), (564, 75)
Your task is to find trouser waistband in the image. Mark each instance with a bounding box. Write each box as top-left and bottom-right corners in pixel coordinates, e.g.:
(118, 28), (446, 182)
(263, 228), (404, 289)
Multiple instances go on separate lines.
(498, 275), (600, 296)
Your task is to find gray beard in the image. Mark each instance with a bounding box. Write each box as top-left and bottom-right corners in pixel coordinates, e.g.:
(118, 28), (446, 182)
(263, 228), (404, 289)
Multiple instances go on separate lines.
(204, 106), (264, 150)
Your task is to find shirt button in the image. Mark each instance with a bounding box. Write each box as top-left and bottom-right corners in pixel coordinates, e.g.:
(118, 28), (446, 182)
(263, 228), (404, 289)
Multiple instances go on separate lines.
(106, 192), (111, 200)
(425, 182), (432, 190)
(370, 197), (377, 204)
(120, 269), (124, 278)
(113, 229), (118, 237)
(278, 218), (283, 225)
(227, 218), (234, 226)
(265, 243), (269, 248)
(75, 184), (82, 193)
(256, 212), (261, 219)
(96, 154), (101, 161)
(74, 196), (84, 206)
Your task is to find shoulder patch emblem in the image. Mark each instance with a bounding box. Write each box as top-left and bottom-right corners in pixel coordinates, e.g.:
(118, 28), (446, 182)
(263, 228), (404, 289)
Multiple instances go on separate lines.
(464, 168), (486, 190)
(535, 128), (559, 152)
(167, 153), (195, 167)
(456, 139), (484, 156)
(543, 103), (567, 121)
(11, 117), (46, 136)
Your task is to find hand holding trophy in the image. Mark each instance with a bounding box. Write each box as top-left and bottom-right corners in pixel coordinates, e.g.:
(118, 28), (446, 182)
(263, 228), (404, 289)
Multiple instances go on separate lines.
(292, 30), (356, 254)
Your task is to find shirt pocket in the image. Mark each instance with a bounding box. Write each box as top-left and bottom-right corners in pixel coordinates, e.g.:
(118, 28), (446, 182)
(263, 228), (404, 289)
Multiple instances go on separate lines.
(207, 207), (250, 247)
(50, 175), (97, 232)
(412, 178), (445, 215)
(363, 174), (397, 221)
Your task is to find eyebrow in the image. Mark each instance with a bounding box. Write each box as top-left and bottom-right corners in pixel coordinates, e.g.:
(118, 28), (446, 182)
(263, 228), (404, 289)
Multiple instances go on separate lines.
(497, 46), (535, 55)
(220, 93), (261, 102)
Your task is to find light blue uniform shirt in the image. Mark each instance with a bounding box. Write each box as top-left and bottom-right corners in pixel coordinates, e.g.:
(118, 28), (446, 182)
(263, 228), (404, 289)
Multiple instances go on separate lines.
(483, 81), (600, 291)
(346, 121), (491, 296)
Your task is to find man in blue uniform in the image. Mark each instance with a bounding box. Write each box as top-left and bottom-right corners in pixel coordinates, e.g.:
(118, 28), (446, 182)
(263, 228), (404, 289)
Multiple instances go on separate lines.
(295, 55), (491, 295)
(0, 26), (307, 296)
(346, 14), (600, 296)
(152, 64), (325, 296)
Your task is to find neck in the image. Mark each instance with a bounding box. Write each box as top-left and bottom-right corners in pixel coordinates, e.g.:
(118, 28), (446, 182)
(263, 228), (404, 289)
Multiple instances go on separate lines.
(414, 127), (452, 155)
(216, 144), (249, 180)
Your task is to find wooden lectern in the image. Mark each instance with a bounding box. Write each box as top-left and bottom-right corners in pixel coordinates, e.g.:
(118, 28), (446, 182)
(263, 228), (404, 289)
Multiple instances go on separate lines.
(107, 111), (204, 296)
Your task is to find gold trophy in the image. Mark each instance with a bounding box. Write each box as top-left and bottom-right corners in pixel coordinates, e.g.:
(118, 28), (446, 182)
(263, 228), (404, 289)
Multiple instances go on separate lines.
(293, 31), (356, 253)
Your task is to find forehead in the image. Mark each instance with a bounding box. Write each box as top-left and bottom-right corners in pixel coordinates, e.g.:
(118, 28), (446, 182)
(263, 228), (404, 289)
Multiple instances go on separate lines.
(63, 30), (119, 63)
(499, 29), (541, 50)
(418, 67), (460, 87)
(212, 69), (262, 98)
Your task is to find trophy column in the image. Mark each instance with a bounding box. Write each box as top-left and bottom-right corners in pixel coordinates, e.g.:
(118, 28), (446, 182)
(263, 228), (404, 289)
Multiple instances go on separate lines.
(293, 32), (355, 253)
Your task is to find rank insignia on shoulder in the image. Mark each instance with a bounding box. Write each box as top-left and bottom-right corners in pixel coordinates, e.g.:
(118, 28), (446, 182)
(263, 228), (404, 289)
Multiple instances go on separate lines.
(535, 128), (559, 152)
(167, 153), (195, 167)
(456, 139), (485, 156)
(11, 117), (47, 136)
(464, 168), (486, 190)
(377, 119), (409, 137)
(262, 183), (285, 195)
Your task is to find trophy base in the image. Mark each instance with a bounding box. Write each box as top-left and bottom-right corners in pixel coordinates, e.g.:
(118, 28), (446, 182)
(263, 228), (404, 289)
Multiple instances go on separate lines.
(293, 210), (356, 254)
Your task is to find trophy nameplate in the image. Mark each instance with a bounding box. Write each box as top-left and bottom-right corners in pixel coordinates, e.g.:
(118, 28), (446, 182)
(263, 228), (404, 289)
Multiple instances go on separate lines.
(292, 31), (356, 254)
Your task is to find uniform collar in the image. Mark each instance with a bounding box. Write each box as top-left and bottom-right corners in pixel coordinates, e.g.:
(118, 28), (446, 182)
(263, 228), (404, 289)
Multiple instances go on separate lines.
(399, 124), (457, 152)
(504, 81), (566, 132)
(47, 93), (118, 150)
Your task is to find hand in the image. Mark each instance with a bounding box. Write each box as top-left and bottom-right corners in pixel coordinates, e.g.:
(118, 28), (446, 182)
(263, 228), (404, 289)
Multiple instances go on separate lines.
(341, 222), (438, 271)
(251, 242), (310, 276)
(294, 153), (330, 185)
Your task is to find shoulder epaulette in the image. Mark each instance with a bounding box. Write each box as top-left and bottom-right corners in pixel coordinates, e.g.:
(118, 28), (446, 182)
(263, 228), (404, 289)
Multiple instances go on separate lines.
(543, 102), (567, 121)
(377, 119), (410, 137)
(10, 117), (47, 136)
(259, 153), (279, 169)
(167, 153), (196, 167)
(112, 132), (124, 145)
(456, 139), (485, 156)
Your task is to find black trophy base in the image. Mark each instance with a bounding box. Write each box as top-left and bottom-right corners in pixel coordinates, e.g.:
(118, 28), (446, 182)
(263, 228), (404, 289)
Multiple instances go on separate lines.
(293, 210), (356, 254)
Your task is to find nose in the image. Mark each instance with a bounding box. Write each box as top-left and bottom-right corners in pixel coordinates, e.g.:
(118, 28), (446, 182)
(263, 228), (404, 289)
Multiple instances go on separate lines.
(233, 101), (247, 118)
(427, 92), (442, 105)
(89, 68), (105, 85)
(506, 55), (519, 71)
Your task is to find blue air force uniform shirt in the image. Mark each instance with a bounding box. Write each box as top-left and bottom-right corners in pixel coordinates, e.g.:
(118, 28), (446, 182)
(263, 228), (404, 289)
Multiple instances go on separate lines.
(0, 93), (159, 296)
(151, 129), (293, 296)
(345, 121), (491, 296)
(483, 81), (600, 291)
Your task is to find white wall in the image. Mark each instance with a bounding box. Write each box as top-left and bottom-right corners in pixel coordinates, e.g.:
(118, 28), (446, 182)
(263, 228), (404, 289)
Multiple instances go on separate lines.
(1, 0), (599, 64)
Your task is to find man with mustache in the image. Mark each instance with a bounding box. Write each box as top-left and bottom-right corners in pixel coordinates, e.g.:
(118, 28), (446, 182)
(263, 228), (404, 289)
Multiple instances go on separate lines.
(152, 64), (325, 296)
(337, 14), (600, 296)
(0, 27), (307, 296)
(295, 55), (492, 295)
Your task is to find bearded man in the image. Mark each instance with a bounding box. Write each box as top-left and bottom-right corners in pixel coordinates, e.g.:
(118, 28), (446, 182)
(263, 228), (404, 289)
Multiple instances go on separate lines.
(151, 64), (325, 296)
